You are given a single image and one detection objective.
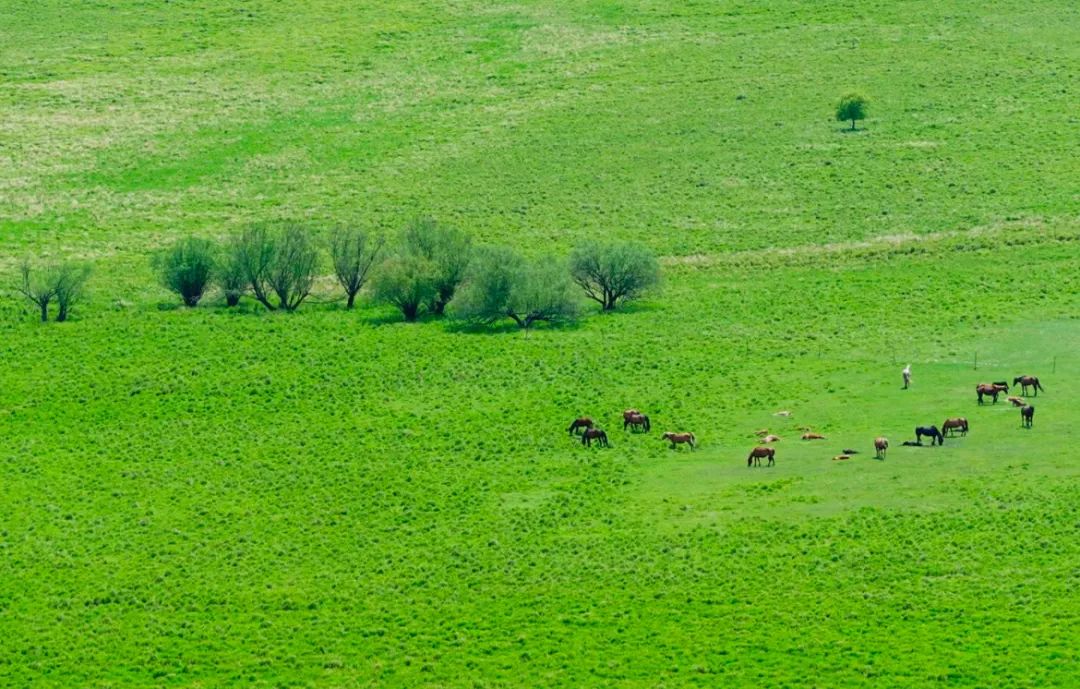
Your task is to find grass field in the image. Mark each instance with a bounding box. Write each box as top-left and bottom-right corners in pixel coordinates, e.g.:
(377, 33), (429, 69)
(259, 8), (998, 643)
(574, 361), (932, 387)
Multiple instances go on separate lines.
(1, 1), (1078, 687)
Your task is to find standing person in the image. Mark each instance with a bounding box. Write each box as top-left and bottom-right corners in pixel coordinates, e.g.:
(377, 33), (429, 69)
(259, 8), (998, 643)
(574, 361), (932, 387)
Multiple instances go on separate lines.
(902, 364), (912, 390)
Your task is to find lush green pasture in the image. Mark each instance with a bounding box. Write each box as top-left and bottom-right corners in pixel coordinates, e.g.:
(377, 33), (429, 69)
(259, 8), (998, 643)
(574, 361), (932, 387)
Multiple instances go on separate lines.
(1, 1), (1078, 687)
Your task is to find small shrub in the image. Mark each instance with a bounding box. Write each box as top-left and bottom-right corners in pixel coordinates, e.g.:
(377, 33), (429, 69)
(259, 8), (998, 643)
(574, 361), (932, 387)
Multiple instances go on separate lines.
(155, 237), (215, 307)
(371, 253), (437, 322)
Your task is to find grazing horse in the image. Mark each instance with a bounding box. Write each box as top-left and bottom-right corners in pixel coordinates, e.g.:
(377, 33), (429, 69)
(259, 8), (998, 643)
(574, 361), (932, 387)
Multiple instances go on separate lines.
(1013, 376), (1044, 397)
(662, 432), (696, 450)
(1007, 396), (1026, 407)
(942, 417), (969, 437)
(623, 413), (651, 432)
(976, 383), (1008, 405)
(874, 437), (889, 459)
(1020, 405), (1035, 428)
(801, 432), (826, 440)
(581, 428), (610, 447)
(915, 426), (944, 446)
(622, 409), (641, 422)
(747, 446), (775, 467)
(567, 417), (594, 435)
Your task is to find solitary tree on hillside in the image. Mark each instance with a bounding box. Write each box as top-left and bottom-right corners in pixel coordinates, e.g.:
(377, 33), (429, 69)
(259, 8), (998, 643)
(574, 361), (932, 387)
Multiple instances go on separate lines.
(371, 253), (437, 322)
(329, 226), (385, 309)
(836, 92), (869, 131)
(155, 237), (216, 307)
(453, 246), (578, 330)
(401, 217), (472, 315)
(569, 241), (660, 311)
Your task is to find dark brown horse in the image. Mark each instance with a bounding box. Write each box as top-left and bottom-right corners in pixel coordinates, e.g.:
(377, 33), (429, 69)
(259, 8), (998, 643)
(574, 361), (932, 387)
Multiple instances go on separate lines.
(942, 417), (969, 437)
(582, 428), (610, 447)
(567, 417), (594, 435)
(1013, 376), (1044, 397)
(1020, 405), (1035, 428)
(874, 437), (889, 459)
(662, 432), (696, 450)
(747, 446), (775, 467)
(622, 409), (640, 423)
(623, 413), (651, 432)
(976, 383), (1008, 405)
(916, 426), (944, 446)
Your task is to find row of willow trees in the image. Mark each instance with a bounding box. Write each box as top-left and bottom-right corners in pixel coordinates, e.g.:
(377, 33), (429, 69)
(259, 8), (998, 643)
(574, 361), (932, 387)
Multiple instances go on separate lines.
(151, 218), (660, 329)
(13, 220), (659, 327)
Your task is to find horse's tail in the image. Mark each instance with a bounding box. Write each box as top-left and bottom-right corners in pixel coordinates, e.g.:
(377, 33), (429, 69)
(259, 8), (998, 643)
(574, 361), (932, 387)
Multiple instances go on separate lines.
(568, 421), (575, 433)
(690, 433), (696, 447)
(1036, 379), (1045, 391)
(644, 415), (651, 432)
(581, 432), (588, 446)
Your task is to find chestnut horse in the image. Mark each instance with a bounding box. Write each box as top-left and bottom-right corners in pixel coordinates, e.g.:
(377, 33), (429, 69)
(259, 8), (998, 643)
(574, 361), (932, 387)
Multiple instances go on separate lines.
(582, 428), (610, 447)
(567, 417), (594, 435)
(942, 417), (969, 437)
(624, 413), (651, 432)
(1020, 405), (1035, 428)
(662, 432), (696, 450)
(915, 426), (944, 446)
(747, 446), (775, 467)
(1013, 376), (1044, 396)
(874, 437), (889, 459)
(976, 383), (1008, 405)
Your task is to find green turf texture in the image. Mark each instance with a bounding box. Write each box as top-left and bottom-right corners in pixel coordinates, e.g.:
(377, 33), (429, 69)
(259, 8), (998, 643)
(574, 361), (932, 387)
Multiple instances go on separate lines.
(1, 1), (1078, 687)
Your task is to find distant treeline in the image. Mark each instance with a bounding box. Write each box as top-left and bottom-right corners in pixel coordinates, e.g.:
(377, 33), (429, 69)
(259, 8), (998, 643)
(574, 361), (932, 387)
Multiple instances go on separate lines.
(15, 218), (660, 329)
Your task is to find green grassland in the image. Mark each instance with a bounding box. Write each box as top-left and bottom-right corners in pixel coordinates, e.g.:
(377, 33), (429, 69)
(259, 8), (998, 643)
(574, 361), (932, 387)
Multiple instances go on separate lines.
(1, 1), (1079, 687)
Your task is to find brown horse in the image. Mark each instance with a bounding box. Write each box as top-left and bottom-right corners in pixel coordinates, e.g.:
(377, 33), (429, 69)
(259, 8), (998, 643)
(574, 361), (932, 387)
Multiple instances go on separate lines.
(874, 437), (889, 459)
(976, 383), (1008, 405)
(747, 446), (775, 467)
(801, 432), (826, 440)
(1020, 405), (1035, 428)
(624, 413), (651, 432)
(762, 434), (781, 443)
(567, 417), (594, 435)
(662, 432), (696, 450)
(1007, 396), (1026, 407)
(942, 417), (969, 437)
(1013, 376), (1044, 397)
(622, 409), (640, 422)
(581, 428), (610, 447)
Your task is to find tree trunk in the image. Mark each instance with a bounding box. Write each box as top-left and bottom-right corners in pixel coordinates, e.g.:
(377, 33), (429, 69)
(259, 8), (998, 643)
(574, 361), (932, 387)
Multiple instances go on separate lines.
(57, 304), (68, 322)
(851, 119), (856, 131)
(346, 292), (356, 309)
(39, 301), (49, 322)
(432, 300), (446, 315)
(226, 293), (240, 307)
(402, 303), (419, 322)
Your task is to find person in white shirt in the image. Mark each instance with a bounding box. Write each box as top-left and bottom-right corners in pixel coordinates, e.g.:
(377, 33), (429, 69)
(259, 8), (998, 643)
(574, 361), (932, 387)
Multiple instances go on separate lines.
(902, 364), (912, 390)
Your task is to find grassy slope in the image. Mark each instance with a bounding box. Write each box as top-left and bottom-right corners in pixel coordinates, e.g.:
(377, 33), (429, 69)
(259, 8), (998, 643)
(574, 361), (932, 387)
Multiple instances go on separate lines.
(1, 1), (1079, 687)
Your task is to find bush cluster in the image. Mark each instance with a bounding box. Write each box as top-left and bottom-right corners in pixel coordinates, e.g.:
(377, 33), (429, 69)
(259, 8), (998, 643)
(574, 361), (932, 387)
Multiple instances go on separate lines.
(16, 219), (660, 329)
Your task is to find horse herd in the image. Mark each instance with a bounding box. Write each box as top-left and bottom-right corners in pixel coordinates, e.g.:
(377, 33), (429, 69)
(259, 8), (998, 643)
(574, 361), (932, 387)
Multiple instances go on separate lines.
(567, 410), (695, 450)
(567, 375), (1045, 468)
